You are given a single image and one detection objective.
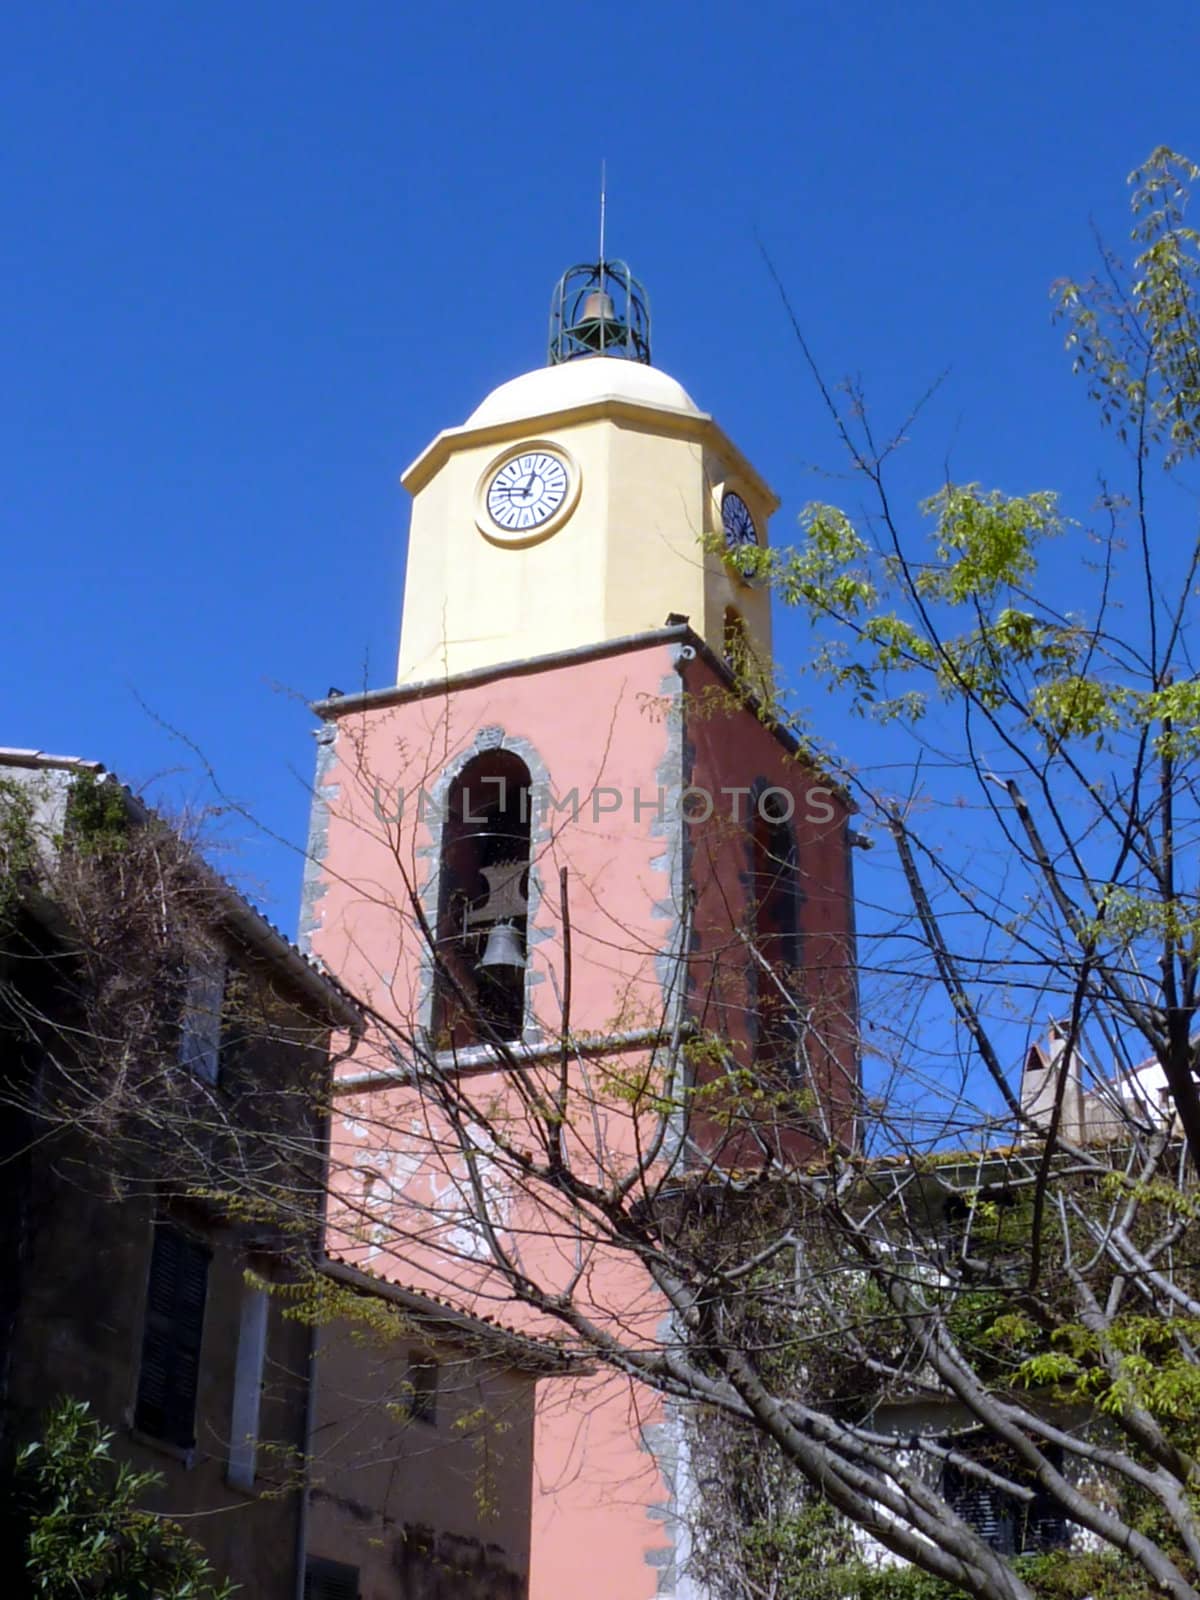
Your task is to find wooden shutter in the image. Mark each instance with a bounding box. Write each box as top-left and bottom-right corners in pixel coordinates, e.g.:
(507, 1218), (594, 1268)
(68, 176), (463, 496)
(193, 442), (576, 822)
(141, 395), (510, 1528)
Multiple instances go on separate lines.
(135, 1224), (209, 1447)
(945, 1444), (1069, 1556)
(751, 811), (803, 1081)
(943, 1462), (1017, 1554)
(304, 1557), (360, 1600)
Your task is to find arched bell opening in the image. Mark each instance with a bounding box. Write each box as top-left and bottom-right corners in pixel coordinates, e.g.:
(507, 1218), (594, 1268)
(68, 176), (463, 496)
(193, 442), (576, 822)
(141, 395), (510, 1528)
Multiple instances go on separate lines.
(723, 606), (750, 674)
(750, 792), (802, 1081)
(432, 750), (533, 1049)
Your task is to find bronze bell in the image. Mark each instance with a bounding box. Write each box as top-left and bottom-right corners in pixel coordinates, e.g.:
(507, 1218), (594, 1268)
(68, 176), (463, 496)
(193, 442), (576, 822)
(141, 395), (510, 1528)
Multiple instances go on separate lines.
(570, 289), (623, 352)
(581, 288), (617, 324)
(478, 921), (525, 972)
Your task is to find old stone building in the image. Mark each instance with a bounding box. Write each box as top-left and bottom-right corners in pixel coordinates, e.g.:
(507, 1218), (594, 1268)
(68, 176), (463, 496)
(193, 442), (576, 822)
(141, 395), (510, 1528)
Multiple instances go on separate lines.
(0, 749), (363, 1594)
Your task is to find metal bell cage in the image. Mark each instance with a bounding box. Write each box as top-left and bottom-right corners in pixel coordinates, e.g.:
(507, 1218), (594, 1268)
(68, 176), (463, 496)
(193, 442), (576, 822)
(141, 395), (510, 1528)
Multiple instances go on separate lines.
(548, 260), (651, 366)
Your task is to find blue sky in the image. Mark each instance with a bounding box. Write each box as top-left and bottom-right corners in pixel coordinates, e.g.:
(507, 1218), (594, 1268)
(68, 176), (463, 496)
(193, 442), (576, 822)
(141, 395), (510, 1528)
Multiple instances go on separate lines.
(3, 0), (1198, 930)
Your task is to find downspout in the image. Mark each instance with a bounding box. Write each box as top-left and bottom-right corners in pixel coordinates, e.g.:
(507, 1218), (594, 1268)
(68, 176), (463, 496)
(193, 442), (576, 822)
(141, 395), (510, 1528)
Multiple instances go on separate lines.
(294, 710), (360, 1599)
(294, 1315), (319, 1600)
(295, 1029), (356, 1598)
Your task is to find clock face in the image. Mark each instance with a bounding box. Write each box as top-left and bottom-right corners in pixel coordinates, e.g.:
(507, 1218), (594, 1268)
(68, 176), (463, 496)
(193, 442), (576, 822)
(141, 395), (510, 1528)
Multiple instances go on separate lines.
(486, 450), (570, 533)
(722, 490), (758, 550)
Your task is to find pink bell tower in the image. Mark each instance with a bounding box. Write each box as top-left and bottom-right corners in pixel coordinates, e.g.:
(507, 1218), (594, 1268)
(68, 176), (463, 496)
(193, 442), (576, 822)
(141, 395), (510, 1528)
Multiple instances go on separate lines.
(302, 263), (859, 1599)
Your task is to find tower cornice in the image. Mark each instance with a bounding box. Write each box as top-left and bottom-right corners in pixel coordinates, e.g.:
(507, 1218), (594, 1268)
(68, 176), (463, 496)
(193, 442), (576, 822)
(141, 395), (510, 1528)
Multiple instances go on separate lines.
(310, 623), (849, 805)
(401, 396), (779, 511)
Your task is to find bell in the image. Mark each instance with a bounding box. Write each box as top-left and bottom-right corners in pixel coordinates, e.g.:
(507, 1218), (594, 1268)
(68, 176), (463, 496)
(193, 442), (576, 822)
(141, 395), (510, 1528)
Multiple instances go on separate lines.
(568, 288), (625, 353)
(581, 288), (617, 324)
(478, 921), (525, 972)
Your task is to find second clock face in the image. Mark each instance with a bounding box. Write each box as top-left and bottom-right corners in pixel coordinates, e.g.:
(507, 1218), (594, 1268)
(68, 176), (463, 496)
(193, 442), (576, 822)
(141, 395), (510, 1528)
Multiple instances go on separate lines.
(486, 450), (570, 533)
(722, 490), (758, 549)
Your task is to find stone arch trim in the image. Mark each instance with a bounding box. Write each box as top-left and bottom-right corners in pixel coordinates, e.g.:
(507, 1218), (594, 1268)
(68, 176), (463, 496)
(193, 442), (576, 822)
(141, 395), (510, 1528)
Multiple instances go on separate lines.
(414, 723), (555, 1050)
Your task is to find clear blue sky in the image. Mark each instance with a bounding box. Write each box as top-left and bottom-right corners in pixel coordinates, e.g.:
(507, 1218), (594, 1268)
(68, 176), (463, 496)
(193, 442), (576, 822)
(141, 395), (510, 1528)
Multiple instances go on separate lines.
(3, 0), (1197, 929)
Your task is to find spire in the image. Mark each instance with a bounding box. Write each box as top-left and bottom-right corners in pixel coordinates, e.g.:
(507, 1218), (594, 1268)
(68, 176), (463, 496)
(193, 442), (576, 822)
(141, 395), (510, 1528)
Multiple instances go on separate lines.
(598, 158), (607, 276)
(548, 173), (651, 365)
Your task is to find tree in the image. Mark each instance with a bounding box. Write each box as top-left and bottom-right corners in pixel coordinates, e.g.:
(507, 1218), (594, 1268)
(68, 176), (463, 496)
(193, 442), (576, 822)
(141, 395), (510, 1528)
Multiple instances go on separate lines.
(661, 142), (1200, 1599)
(16, 1398), (236, 1599)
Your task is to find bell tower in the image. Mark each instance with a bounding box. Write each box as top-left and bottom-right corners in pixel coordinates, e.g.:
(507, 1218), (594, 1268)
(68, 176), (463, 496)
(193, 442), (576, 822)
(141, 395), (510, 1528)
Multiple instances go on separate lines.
(396, 260), (777, 687)
(304, 262), (858, 1600)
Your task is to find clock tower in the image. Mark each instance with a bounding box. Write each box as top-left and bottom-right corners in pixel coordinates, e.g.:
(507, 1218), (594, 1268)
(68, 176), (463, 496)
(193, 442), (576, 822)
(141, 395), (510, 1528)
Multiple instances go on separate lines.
(396, 259), (776, 686)
(303, 261), (859, 1600)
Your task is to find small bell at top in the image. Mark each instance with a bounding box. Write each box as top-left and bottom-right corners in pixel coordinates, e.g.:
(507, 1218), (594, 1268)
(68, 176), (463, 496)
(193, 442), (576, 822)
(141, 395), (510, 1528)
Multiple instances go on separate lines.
(569, 288), (622, 353)
(581, 289), (617, 324)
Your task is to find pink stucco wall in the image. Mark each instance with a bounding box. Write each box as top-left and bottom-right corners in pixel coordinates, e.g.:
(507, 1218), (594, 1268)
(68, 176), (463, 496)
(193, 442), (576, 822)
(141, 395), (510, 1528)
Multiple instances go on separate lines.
(683, 651), (858, 1161)
(308, 646), (678, 1035)
(305, 636), (857, 1599)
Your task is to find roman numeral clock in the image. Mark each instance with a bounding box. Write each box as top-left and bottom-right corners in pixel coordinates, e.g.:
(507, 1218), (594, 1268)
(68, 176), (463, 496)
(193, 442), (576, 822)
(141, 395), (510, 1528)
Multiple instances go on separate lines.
(476, 442), (580, 545)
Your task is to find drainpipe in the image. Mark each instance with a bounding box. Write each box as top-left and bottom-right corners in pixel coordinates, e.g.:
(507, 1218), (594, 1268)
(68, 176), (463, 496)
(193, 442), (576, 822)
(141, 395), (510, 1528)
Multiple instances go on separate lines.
(295, 1032), (346, 1599)
(294, 1315), (320, 1600)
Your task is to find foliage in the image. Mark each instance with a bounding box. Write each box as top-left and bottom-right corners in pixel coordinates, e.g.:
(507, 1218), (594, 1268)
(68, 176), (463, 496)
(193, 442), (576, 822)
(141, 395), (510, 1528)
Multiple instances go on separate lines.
(63, 772), (131, 856)
(16, 1398), (236, 1599)
(0, 776), (38, 922)
(0, 769), (331, 1237)
(662, 142), (1200, 1600)
(1057, 148), (1200, 465)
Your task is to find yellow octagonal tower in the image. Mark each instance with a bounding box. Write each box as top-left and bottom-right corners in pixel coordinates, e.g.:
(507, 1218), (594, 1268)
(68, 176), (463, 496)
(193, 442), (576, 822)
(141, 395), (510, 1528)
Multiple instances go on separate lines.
(396, 270), (779, 686)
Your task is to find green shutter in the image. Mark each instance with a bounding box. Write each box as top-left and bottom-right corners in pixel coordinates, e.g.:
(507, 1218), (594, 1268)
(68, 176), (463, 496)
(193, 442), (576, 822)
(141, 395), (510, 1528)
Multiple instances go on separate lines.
(135, 1224), (209, 1447)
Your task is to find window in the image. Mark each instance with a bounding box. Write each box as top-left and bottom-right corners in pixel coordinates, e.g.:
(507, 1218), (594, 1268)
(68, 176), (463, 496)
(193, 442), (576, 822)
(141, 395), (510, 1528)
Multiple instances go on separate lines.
(750, 795), (802, 1079)
(178, 953), (227, 1084)
(304, 1557), (360, 1600)
(135, 1224), (210, 1448)
(942, 1444), (1068, 1555)
(227, 1278), (268, 1491)
(432, 750), (532, 1049)
(404, 1351), (439, 1424)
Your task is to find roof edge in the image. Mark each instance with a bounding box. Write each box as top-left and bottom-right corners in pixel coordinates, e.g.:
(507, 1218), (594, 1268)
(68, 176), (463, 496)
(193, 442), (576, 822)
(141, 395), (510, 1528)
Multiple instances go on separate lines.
(0, 750), (362, 1032)
(312, 625), (846, 795)
(314, 624), (690, 715)
(320, 1256), (576, 1373)
(402, 397), (779, 511)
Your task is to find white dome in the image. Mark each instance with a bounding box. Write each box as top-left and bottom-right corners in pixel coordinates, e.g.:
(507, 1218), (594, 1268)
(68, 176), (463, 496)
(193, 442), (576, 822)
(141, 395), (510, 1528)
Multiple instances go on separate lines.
(466, 356), (700, 428)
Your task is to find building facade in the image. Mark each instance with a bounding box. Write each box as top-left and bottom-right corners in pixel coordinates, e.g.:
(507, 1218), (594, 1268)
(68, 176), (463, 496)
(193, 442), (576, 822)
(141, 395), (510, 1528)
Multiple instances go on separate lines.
(0, 750), (361, 1596)
(307, 1257), (564, 1600)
